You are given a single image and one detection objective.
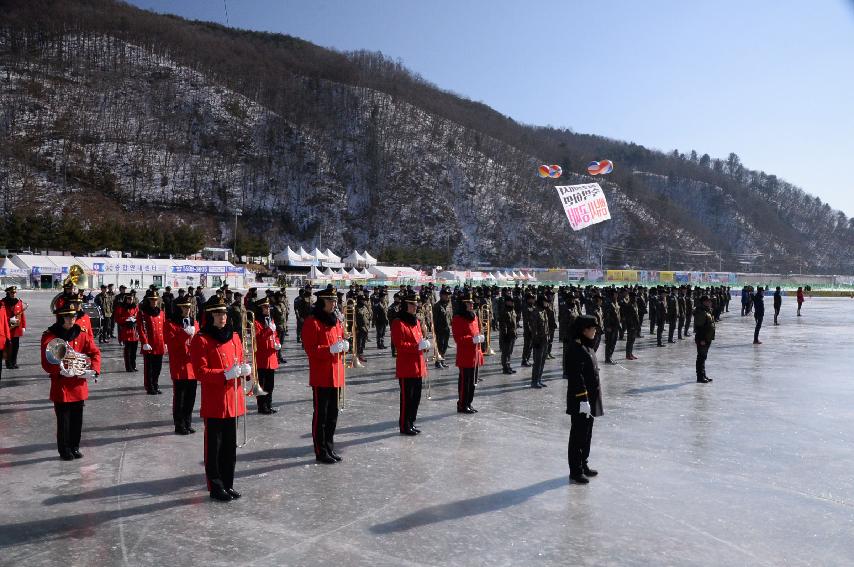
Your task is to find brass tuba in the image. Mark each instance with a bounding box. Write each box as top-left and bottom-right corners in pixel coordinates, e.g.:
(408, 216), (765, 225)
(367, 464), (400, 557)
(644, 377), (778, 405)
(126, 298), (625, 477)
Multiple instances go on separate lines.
(50, 264), (87, 313)
(45, 338), (93, 377)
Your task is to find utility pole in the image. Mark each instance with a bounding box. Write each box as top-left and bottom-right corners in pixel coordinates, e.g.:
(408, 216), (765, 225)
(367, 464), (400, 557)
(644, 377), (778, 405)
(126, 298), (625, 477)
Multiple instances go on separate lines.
(233, 209), (242, 264)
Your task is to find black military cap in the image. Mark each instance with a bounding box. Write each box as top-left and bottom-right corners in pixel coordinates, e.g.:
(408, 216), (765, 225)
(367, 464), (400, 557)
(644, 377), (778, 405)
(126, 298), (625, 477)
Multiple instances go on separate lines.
(204, 295), (229, 313)
(315, 285), (337, 299)
(174, 295), (193, 308)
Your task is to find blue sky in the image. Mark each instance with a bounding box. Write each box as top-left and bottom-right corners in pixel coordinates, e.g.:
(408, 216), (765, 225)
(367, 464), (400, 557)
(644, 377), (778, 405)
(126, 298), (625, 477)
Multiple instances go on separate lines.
(128, 0), (854, 217)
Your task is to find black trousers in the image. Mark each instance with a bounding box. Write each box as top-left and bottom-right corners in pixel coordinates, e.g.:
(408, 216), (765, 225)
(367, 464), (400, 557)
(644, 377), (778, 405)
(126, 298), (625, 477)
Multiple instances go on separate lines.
(6, 336), (20, 368)
(0, 349), (3, 382)
(754, 316), (763, 342)
(667, 318), (677, 342)
(650, 315), (657, 335)
(592, 331), (602, 352)
(312, 386), (339, 457)
(696, 342), (710, 379)
(656, 322), (665, 345)
(436, 330), (450, 358)
(277, 329), (286, 361)
(123, 341), (138, 372)
(625, 330), (636, 357)
(638, 313), (645, 336)
(604, 329), (618, 361)
(257, 368), (275, 411)
(357, 330), (368, 355)
(547, 328), (555, 356)
(376, 323), (387, 347)
(568, 413), (594, 474)
(531, 343), (547, 383)
(143, 354), (163, 392)
(774, 306), (780, 325)
(296, 318), (304, 342)
(204, 417), (237, 491)
(457, 367), (476, 410)
(684, 312), (692, 336)
(54, 400), (84, 456)
(172, 380), (197, 430)
(677, 316), (685, 339)
(522, 331), (532, 362)
(109, 315), (116, 337)
(499, 334), (516, 368)
(398, 378), (423, 432)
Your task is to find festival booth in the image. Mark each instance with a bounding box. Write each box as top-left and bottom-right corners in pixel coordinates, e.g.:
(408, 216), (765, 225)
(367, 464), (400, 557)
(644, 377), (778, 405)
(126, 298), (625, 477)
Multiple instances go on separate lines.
(0, 257), (29, 289)
(369, 265), (421, 285)
(323, 249), (344, 269)
(342, 251), (366, 268)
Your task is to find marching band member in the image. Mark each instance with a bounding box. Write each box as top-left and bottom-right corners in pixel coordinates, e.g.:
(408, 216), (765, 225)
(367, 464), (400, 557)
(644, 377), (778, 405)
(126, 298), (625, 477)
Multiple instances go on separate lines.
(391, 291), (430, 435)
(138, 289), (167, 395)
(114, 292), (140, 372)
(3, 285), (26, 369)
(452, 290), (484, 414)
(165, 295), (199, 434)
(42, 297), (101, 460)
(190, 295), (250, 502)
(74, 291), (95, 340)
(302, 285), (347, 464)
(252, 296), (281, 414)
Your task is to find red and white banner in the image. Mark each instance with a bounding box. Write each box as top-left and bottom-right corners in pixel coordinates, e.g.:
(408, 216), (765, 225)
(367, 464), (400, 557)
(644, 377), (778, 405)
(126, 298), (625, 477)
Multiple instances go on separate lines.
(554, 183), (611, 231)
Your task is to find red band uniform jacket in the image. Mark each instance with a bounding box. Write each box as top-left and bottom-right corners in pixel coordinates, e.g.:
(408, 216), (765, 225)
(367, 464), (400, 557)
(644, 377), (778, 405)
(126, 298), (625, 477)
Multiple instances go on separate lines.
(253, 319), (280, 371)
(452, 314), (484, 369)
(391, 317), (427, 379)
(190, 331), (246, 418)
(301, 314), (345, 388)
(41, 325), (102, 403)
(165, 319), (199, 380)
(114, 304), (140, 342)
(4, 298), (26, 338)
(138, 308), (167, 355)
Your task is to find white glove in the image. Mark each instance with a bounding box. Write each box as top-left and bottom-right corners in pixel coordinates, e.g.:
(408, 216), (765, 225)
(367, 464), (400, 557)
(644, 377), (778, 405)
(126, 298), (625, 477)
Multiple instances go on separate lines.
(21, 328), (26, 335)
(9, 317), (17, 325)
(340, 339), (350, 353)
(183, 325), (196, 337)
(141, 344), (152, 352)
(418, 338), (431, 351)
(224, 364), (241, 380)
(240, 363), (252, 377)
(81, 369), (97, 380)
(127, 317), (136, 324)
(59, 363), (76, 378)
(472, 334), (485, 344)
(274, 342), (282, 351)
(579, 401), (591, 416)
(329, 341), (342, 354)
(268, 321), (277, 332)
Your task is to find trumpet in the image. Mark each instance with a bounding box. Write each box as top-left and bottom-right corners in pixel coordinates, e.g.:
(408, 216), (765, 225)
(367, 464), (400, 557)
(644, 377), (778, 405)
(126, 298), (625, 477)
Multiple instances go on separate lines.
(45, 338), (94, 379)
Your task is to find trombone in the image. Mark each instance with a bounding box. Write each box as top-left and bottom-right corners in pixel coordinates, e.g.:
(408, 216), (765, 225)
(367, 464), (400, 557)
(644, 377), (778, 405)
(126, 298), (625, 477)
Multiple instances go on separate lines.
(422, 303), (436, 400)
(478, 303), (495, 356)
(343, 299), (362, 369)
(236, 310), (267, 448)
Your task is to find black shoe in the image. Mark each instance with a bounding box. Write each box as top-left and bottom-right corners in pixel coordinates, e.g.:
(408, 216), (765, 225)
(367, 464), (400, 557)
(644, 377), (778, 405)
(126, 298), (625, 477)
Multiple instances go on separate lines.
(401, 428), (418, 436)
(657, 344), (665, 347)
(156, 389), (163, 394)
(187, 427), (196, 434)
(175, 427), (190, 435)
(71, 449), (84, 459)
(468, 406), (478, 413)
(509, 367), (517, 374)
(697, 377), (712, 383)
(502, 368), (512, 375)
(146, 390), (157, 395)
(705, 376), (713, 382)
(258, 407), (272, 415)
(604, 359), (613, 364)
(268, 407), (278, 414)
(531, 382), (542, 389)
(546, 354), (555, 360)
(225, 488), (241, 499)
(668, 340), (676, 344)
(60, 452), (75, 461)
(458, 406), (477, 414)
(569, 473), (589, 484)
(316, 454), (337, 464)
(210, 487), (232, 502)
(329, 451), (343, 462)
(538, 381), (548, 387)
(521, 361), (531, 367)
(411, 427), (421, 434)
(582, 464), (598, 477)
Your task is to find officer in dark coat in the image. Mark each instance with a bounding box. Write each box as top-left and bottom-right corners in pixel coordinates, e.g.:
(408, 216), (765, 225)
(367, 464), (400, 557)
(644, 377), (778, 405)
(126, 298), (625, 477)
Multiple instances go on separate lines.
(564, 315), (602, 484)
(694, 295), (715, 383)
(431, 287), (452, 369)
(498, 293), (518, 374)
(655, 288), (668, 347)
(372, 288), (389, 349)
(602, 289), (621, 364)
(621, 290), (639, 360)
(773, 286), (782, 325)
(753, 286), (765, 344)
(666, 288), (679, 343)
(683, 287), (694, 337)
(520, 293), (536, 366)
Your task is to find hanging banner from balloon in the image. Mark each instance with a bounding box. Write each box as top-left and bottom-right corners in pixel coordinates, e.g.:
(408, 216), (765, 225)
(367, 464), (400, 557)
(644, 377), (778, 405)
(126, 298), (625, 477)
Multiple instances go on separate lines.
(554, 183), (611, 231)
(537, 164), (562, 178)
(586, 160), (614, 175)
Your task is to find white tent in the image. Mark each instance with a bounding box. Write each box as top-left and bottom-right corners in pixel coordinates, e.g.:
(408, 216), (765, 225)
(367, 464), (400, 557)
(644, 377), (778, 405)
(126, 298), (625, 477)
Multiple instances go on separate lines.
(492, 271), (508, 281)
(336, 268), (349, 279)
(342, 250), (366, 267)
(274, 246), (305, 266)
(358, 268), (374, 279)
(323, 267), (336, 278)
(324, 248), (341, 263)
(526, 272), (538, 282)
(297, 247), (313, 261)
(311, 248), (328, 262)
(347, 267), (361, 278)
(361, 251), (378, 266)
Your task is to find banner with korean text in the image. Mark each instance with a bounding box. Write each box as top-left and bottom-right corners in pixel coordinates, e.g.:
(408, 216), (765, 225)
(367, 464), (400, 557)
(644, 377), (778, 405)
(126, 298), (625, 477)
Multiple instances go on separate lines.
(554, 183), (611, 231)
